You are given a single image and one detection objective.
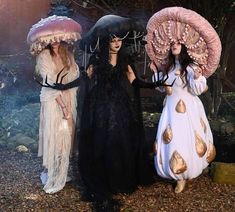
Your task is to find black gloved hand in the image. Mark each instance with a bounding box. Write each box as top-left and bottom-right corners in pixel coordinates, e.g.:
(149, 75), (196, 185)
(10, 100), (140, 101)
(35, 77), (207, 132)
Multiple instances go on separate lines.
(45, 77), (83, 90)
(52, 83), (67, 90)
(132, 78), (158, 89)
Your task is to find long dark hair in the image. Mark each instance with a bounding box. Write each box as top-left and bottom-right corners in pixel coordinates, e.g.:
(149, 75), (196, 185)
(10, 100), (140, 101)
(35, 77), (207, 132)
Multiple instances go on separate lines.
(165, 44), (193, 85)
(46, 44), (55, 56)
(89, 37), (129, 73)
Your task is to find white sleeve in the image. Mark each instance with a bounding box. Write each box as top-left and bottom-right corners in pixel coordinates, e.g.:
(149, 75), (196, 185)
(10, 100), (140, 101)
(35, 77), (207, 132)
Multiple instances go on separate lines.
(36, 51), (57, 84)
(186, 65), (207, 96)
(36, 50), (62, 102)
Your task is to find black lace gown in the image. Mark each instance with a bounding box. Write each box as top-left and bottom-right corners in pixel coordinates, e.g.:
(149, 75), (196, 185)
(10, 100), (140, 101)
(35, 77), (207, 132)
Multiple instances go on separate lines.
(78, 63), (152, 200)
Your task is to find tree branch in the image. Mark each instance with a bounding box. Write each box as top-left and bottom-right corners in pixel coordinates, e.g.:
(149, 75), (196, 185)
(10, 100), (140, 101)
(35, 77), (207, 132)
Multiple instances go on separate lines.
(220, 76), (235, 90)
(220, 94), (235, 111)
(99, 0), (116, 13)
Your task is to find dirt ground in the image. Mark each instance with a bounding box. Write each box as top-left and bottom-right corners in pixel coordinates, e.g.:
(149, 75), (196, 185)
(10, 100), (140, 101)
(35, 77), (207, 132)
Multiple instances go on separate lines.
(0, 147), (234, 212)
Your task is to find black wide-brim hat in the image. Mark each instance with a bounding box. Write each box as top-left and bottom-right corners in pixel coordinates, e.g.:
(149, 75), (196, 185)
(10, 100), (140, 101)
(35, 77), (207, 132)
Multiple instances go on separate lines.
(79, 14), (146, 53)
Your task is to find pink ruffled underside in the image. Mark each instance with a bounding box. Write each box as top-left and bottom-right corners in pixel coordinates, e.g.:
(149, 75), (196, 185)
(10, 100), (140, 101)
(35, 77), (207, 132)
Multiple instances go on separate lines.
(146, 7), (222, 78)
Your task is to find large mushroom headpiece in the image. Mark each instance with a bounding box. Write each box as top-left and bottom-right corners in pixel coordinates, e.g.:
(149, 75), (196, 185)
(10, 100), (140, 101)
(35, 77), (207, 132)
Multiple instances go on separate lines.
(146, 7), (222, 78)
(27, 15), (82, 55)
(79, 14), (146, 53)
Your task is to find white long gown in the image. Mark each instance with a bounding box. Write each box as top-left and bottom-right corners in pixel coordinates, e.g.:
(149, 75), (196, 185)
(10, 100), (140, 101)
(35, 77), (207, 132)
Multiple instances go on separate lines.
(36, 49), (79, 193)
(154, 60), (216, 180)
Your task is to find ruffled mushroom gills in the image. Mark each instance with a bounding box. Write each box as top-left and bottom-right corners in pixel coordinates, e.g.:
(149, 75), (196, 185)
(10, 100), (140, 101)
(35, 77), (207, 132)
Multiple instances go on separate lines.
(145, 7), (222, 78)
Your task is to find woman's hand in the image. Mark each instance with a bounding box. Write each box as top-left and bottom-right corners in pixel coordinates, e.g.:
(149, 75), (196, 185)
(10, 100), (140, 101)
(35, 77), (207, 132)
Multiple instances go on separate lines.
(86, 65), (93, 78)
(61, 106), (70, 120)
(56, 95), (70, 119)
(189, 63), (202, 79)
(194, 66), (202, 79)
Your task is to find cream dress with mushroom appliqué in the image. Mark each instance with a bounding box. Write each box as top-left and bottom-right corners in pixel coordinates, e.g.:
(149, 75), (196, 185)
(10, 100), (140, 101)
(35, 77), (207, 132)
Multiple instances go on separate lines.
(154, 60), (216, 180)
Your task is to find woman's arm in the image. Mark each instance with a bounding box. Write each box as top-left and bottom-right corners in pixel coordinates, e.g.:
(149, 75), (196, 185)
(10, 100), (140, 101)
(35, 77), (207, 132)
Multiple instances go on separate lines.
(53, 77), (83, 90)
(47, 70), (90, 90)
(50, 65), (93, 90)
(127, 65), (163, 88)
(126, 65), (136, 83)
(55, 95), (70, 119)
(36, 50), (63, 101)
(187, 65), (208, 95)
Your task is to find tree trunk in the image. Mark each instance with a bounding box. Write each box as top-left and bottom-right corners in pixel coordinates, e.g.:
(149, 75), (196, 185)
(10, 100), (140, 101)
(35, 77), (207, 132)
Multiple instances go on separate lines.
(213, 76), (223, 118)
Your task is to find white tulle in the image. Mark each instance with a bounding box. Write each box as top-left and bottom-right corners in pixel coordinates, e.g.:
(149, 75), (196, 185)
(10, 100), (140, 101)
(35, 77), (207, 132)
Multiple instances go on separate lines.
(36, 49), (79, 193)
(154, 61), (213, 180)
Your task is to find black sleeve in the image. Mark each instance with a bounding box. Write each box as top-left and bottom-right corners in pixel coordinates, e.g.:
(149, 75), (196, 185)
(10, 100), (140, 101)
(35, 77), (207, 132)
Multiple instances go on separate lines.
(131, 77), (157, 89)
(52, 72), (89, 90)
(128, 60), (158, 89)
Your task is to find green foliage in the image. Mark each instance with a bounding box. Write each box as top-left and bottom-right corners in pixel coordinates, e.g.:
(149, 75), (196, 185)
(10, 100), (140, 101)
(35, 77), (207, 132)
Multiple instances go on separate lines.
(0, 91), (39, 114)
(0, 91), (40, 145)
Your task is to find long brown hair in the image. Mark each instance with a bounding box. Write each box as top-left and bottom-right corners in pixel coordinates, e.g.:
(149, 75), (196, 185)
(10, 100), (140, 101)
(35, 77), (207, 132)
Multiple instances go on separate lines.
(58, 41), (74, 70)
(47, 41), (74, 70)
(165, 44), (193, 85)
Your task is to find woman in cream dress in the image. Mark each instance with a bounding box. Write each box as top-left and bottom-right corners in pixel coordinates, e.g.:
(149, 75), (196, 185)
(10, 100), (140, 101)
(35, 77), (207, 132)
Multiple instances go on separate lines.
(36, 41), (79, 194)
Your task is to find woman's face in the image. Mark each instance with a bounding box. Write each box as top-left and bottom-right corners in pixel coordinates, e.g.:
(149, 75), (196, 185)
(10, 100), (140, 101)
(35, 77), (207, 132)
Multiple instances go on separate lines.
(171, 42), (182, 56)
(109, 37), (122, 53)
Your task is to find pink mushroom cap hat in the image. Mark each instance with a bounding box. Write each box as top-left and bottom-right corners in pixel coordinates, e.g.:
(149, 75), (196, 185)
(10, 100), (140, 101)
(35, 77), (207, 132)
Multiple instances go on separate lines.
(27, 15), (82, 55)
(146, 7), (222, 78)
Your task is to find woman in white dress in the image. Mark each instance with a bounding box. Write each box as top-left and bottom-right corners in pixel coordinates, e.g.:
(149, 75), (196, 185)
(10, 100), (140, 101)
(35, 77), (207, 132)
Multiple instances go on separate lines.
(36, 41), (79, 193)
(145, 7), (221, 193)
(153, 43), (215, 193)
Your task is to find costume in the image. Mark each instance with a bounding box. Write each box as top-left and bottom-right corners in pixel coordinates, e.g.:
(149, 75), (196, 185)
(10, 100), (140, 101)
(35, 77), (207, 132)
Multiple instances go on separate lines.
(153, 61), (215, 180)
(79, 61), (152, 199)
(145, 7), (221, 181)
(27, 15), (82, 193)
(36, 49), (79, 193)
(78, 15), (154, 200)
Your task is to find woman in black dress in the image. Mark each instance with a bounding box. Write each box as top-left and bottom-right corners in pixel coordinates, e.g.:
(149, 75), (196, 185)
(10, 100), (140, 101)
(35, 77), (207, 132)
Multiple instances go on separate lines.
(79, 36), (155, 202)
(45, 15), (169, 206)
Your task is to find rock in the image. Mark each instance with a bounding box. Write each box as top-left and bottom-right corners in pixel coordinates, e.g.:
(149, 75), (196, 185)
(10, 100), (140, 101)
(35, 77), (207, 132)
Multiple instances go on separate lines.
(9, 133), (36, 146)
(16, 145), (29, 152)
(211, 162), (235, 185)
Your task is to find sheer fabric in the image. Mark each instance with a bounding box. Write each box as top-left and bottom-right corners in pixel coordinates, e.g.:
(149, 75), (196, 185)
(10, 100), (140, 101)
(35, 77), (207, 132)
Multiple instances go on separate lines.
(37, 49), (79, 193)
